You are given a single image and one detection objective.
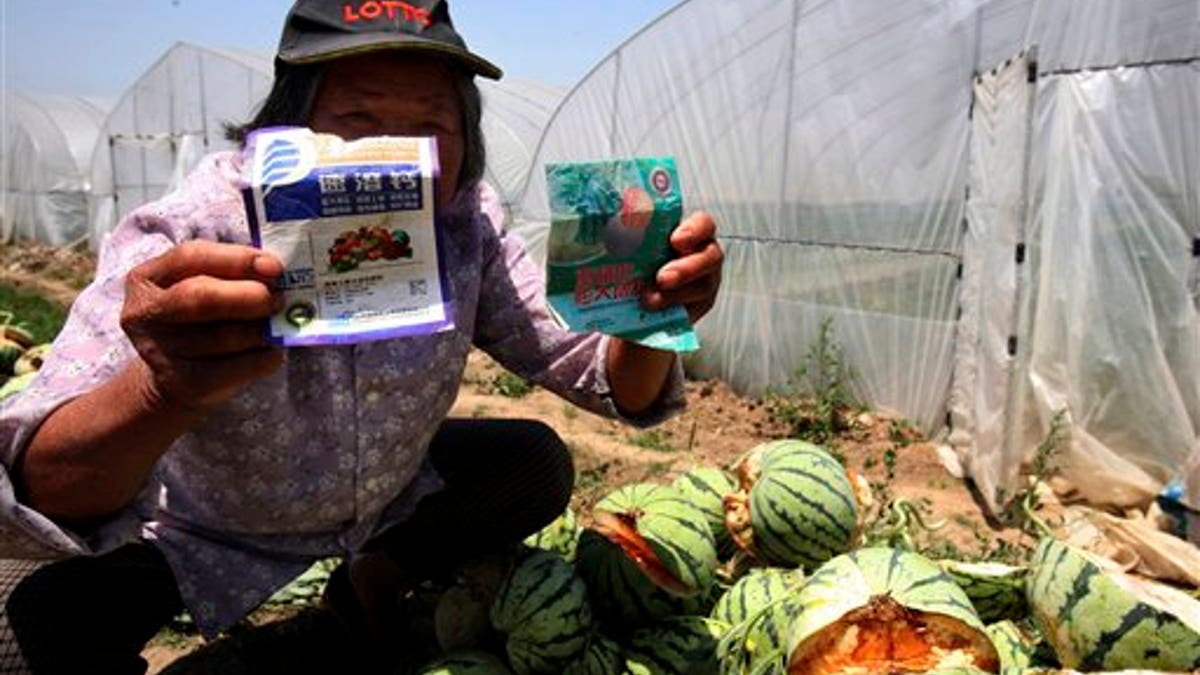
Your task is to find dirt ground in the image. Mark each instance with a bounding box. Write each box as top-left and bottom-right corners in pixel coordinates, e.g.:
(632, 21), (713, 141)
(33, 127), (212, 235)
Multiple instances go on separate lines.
(1, 242), (1028, 674)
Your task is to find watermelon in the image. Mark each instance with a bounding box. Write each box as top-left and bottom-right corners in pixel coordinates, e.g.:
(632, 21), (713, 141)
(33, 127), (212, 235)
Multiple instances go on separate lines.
(576, 483), (718, 626)
(986, 620), (1037, 675)
(13, 344), (50, 376)
(673, 466), (739, 556)
(1026, 537), (1200, 672)
(489, 549), (593, 675)
(786, 547), (999, 674)
(523, 507), (580, 561)
(724, 441), (859, 570)
(563, 634), (626, 675)
(417, 650), (514, 674)
(940, 560), (1029, 623)
(0, 372), (35, 401)
(625, 615), (729, 675)
(712, 567), (806, 675)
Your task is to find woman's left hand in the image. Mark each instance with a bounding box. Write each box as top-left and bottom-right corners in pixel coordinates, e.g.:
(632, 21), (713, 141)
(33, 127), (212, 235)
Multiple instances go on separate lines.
(643, 211), (724, 323)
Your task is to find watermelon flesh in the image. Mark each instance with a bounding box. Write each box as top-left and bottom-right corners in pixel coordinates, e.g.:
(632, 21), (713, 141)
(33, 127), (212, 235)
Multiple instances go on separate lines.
(593, 510), (694, 596)
(787, 594), (1000, 674)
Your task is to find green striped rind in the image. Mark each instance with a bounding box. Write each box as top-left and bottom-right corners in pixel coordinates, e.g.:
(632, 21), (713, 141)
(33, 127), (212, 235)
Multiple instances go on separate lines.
(715, 586), (803, 674)
(744, 441), (859, 569)
(672, 466), (738, 556)
(562, 634), (626, 675)
(710, 566), (804, 627)
(489, 549), (593, 675)
(417, 650), (514, 674)
(523, 507), (580, 561)
(1027, 537), (1200, 672)
(788, 548), (987, 659)
(625, 616), (729, 675)
(941, 560), (1030, 623)
(986, 620), (1036, 675)
(595, 483), (719, 594)
(576, 528), (682, 626)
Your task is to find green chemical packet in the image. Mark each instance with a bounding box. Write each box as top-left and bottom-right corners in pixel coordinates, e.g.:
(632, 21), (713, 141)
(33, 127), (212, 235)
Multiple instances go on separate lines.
(545, 157), (700, 353)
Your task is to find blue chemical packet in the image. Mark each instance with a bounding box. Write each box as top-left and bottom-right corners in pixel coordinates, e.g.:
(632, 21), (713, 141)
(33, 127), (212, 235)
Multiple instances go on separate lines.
(241, 127), (453, 346)
(544, 157), (700, 352)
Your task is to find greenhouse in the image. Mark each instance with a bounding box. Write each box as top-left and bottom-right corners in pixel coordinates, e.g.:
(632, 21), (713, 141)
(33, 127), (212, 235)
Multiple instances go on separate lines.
(1, 92), (109, 246)
(0, 41), (562, 250)
(85, 42), (275, 246)
(509, 0), (1200, 511)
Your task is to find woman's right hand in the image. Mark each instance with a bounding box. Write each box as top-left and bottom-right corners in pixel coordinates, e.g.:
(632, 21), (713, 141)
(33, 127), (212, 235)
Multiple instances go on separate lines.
(120, 240), (286, 415)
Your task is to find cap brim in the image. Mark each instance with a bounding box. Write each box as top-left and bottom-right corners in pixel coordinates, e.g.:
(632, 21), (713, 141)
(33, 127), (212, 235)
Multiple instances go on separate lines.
(279, 32), (502, 80)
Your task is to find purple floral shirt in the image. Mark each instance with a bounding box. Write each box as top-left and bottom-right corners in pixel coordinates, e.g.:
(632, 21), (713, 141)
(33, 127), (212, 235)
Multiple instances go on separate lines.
(0, 151), (684, 636)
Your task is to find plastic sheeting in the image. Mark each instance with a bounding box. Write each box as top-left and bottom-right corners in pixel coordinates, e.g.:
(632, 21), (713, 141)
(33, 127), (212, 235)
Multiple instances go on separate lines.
(478, 79), (564, 211)
(1, 92), (109, 246)
(509, 0), (1200, 512)
(87, 42), (274, 247)
(82, 43), (561, 250)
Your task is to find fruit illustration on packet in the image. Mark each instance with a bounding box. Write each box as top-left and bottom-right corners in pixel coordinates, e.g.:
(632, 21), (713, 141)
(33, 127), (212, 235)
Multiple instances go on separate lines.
(328, 223), (413, 273)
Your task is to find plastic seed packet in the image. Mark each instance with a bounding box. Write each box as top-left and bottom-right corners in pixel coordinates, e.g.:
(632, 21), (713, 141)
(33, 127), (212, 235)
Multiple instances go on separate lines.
(545, 157), (700, 353)
(241, 127), (452, 346)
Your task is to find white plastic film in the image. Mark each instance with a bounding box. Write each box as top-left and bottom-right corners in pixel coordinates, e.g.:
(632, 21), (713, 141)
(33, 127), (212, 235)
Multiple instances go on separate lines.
(1009, 63), (1200, 509)
(952, 52), (1034, 509)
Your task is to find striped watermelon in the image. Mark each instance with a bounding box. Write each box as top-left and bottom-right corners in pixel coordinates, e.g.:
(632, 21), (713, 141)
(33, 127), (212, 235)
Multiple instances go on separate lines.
(1026, 537), (1200, 672)
(940, 560), (1029, 623)
(523, 507), (580, 561)
(724, 440), (859, 570)
(489, 549), (593, 675)
(417, 650), (514, 674)
(711, 567), (806, 675)
(786, 547), (999, 674)
(625, 615), (729, 675)
(563, 634), (626, 675)
(986, 620), (1038, 675)
(673, 466), (739, 556)
(576, 483), (718, 626)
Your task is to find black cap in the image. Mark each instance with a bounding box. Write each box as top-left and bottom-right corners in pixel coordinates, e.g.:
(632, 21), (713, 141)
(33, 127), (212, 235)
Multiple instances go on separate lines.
(277, 0), (502, 79)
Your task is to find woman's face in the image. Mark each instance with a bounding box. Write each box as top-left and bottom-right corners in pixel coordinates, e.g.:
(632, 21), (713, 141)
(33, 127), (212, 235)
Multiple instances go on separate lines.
(309, 52), (465, 209)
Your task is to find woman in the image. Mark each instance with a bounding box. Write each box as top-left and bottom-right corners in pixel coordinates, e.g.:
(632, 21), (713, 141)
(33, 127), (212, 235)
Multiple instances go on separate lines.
(0, 1), (724, 672)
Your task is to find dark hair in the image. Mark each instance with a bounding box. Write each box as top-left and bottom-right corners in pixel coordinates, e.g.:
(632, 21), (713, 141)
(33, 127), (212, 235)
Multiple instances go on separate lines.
(226, 58), (486, 194)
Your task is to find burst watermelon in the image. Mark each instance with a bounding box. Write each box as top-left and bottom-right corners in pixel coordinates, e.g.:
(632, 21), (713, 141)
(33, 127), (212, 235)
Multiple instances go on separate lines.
(489, 549), (593, 675)
(1026, 537), (1200, 672)
(724, 440), (859, 570)
(786, 547), (999, 674)
(575, 483), (719, 626)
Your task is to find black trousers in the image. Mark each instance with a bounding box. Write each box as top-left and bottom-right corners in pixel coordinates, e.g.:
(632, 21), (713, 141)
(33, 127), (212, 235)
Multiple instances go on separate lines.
(0, 419), (573, 675)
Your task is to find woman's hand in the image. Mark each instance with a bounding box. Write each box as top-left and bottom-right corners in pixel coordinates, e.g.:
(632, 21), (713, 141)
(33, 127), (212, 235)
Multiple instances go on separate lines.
(120, 240), (286, 414)
(643, 211), (723, 323)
